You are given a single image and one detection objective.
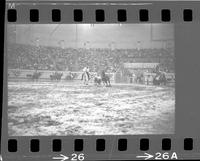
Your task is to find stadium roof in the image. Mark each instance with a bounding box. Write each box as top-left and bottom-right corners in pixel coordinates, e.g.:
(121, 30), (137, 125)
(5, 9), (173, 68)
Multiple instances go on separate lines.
(8, 24), (174, 49)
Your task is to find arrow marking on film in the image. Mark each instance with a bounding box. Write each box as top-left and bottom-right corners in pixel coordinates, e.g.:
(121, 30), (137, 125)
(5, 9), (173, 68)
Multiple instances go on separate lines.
(52, 154), (69, 161)
(136, 153), (154, 160)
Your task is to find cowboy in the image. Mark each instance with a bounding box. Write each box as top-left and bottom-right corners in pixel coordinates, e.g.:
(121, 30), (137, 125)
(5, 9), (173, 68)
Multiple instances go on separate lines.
(81, 67), (87, 80)
(86, 66), (90, 80)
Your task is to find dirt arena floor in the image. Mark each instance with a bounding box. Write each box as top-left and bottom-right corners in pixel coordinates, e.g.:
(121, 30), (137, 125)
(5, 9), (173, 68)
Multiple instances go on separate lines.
(8, 80), (175, 136)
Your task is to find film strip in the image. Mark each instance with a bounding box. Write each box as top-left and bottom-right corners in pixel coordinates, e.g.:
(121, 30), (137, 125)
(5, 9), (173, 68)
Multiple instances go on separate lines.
(2, 0), (200, 161)
(5, 2), (200, 23)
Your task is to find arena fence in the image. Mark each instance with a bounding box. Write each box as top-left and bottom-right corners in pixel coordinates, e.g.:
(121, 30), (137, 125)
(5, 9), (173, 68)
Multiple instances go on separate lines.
(8, 69), (115, 81)
(8, 69), (175, 85)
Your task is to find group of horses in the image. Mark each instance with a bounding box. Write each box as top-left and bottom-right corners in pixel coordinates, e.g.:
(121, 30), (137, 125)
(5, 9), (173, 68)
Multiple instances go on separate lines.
(26, 72), (42, 80)
(81, 71), (111, 87)
(26, 71), (77, 81)
(152, 72), (167, 85)
(25, 71), (111, 87)
(50, 72), (63, 81)
(24, 70), (168, 86)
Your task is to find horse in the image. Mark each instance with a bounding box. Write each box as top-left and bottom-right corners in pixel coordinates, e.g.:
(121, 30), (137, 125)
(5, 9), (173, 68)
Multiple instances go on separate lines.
(94, 75), (102, 86)
(12, 70), (21, 78)
(65, 72), (76, 80)
(153, 72), (167, 85)
(26, 71), (42, 81)
(102, 75), (111, 87)
(101, 71), (111, 87)
(135, 72), (144, 84)
(50, 72), (63, 81)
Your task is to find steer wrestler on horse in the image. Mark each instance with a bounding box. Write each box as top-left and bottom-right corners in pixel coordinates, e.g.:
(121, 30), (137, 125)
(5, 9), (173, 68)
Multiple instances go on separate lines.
(101, 69), (111, 87)
(153, 70), (167, 85)
(93, 69), (111, 87)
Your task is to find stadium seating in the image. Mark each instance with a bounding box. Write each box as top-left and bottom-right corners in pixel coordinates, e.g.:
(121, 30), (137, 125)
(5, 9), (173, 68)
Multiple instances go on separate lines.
(7, 43), (174, 73)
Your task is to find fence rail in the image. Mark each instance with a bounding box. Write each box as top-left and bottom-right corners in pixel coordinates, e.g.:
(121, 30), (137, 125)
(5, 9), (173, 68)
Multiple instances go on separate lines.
(8, 69), (175, 85)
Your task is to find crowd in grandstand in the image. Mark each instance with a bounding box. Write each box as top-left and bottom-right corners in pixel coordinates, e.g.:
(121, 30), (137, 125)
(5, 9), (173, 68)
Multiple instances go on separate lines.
(7, 43), (174, 73)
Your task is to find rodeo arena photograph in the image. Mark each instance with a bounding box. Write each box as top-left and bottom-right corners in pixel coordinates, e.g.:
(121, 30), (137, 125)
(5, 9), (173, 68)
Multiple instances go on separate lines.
(7, 24), (175, 136)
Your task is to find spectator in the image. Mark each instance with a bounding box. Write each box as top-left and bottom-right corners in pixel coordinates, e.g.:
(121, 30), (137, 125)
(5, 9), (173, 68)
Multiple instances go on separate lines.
(7, 43), (174, 73)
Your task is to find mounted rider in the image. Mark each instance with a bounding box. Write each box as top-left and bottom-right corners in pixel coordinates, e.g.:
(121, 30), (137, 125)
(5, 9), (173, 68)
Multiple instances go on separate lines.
(100, 69), (111, 87)
(86, 67), (90, 79)
(153, 65), (167, 85)
(81, 66), (90, 82)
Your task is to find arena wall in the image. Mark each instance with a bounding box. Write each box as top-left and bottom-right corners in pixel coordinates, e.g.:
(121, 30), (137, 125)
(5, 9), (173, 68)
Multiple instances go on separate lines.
(8, 69), (115, 81)
(8, 69), (175, 85)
